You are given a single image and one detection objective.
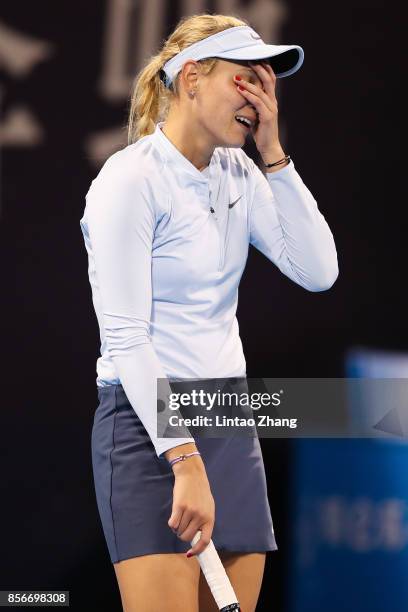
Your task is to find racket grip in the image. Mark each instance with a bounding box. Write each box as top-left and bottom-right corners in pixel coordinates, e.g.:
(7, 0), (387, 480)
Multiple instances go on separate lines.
(191, 531), (240, 611)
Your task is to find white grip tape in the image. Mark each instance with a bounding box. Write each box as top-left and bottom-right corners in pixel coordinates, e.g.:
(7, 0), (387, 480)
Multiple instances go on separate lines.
(191, 531), (239, 609)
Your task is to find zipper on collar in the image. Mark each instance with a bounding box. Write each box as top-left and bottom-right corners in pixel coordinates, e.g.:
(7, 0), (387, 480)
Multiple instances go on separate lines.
(210, 186), (239, 272)
(210, 205), (225, 271)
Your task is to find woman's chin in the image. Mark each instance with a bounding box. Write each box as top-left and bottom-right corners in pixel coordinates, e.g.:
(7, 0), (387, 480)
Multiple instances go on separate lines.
(225, 131), (248, 147)
(216, 126), (248, 148)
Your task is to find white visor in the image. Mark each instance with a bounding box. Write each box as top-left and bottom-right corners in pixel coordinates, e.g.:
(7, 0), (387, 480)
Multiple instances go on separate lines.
(160, 25), (304, 89)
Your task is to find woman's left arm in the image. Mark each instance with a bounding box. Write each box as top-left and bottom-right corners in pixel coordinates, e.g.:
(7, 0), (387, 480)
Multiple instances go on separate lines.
(236, 61), (339, 292)
(248, 157), (339, 291)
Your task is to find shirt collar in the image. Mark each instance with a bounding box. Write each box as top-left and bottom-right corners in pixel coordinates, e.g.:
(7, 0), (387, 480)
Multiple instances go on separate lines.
(152, 122), (218, 183)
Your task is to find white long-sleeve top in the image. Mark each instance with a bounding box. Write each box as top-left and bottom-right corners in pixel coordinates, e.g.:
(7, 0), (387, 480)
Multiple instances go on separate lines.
(79, 121), (338, 458)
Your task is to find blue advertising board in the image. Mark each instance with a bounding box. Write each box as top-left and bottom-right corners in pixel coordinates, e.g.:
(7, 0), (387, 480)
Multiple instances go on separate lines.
(288, 348), (408, 612)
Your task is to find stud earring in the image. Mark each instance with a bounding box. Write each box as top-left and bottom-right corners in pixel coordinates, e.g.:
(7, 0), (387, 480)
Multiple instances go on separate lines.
(188, 89), (196, 98)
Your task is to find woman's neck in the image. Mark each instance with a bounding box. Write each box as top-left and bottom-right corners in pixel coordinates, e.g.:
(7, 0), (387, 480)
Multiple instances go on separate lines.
(160, 115), (214, 172)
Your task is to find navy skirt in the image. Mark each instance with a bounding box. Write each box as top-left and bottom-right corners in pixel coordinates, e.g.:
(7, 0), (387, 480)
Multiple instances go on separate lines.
(91, 383), (277, 563)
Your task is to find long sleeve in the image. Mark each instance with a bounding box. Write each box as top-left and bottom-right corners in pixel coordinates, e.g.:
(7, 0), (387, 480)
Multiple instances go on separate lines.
(84, 170), (193, 459)
(248, 159), (339, 291)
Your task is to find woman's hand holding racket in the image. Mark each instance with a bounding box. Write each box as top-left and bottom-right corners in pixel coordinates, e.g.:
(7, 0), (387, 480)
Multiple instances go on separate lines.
(168, 457), (215, 557)
(167, 458), (241, 610)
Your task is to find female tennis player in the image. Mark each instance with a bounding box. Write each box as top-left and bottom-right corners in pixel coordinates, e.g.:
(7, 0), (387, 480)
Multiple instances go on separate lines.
(79, 12), (338, 612)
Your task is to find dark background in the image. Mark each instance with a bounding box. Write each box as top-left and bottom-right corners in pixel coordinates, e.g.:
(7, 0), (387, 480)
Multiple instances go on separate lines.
(0, 1), (404, 610)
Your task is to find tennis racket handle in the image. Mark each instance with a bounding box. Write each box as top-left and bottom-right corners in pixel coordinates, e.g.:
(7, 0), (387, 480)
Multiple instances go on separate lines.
(191, 531), (240, 611)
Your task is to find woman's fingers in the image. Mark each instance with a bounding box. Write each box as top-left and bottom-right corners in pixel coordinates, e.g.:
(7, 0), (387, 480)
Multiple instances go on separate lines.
(249, 60), (277, 98)
(237, 80), (277, 113)
(172, 504), (215, 556)
(235, 76), (274, 113)
(243, 60), (277, 105)
(168, 505), (183, 532)
(178, 512), (206, 539)
(188, 525), (213, 556)
(176, 509), (195, 537)
(235, 85), (277, 125)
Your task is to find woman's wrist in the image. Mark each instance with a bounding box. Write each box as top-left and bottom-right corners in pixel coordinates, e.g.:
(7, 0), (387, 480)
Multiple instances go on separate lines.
(164, 443), (205, 474)
(171, 454), (205, 476)
(259, 146), (289, 173)
(164, 442), (198, 461)
(258, 143), (285, 162)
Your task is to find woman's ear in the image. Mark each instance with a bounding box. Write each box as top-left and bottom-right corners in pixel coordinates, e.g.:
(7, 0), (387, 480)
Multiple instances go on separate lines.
(180, 60), (200, 93)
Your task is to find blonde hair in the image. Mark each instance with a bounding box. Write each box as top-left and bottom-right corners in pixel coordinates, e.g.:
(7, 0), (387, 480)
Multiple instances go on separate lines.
(127, 13), (248, 144)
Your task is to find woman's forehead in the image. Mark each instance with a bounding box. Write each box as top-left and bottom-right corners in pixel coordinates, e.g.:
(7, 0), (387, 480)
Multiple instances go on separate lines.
(216, 58), (263, 84)
(218, 58), (255, 70)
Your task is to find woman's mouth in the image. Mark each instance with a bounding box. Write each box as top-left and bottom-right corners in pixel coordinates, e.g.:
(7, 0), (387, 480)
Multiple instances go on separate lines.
(236, 121), (250, 132)
(235, 115), (253, 130)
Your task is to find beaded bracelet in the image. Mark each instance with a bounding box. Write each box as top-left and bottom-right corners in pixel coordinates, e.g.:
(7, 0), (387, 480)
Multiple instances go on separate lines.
(263, 154), (291, 168)
(169, 451), (201, 467)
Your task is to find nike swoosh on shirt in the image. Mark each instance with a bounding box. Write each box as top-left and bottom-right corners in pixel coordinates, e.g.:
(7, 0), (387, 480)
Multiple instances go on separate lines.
(229, 196), (242, 209)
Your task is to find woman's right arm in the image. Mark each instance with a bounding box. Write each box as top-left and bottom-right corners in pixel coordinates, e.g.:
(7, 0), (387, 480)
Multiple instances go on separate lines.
(84, 167), (193, 458)
(84, 165), (214, 555)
